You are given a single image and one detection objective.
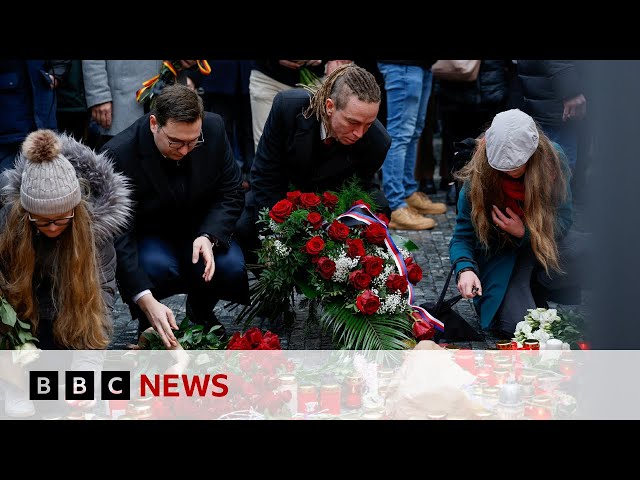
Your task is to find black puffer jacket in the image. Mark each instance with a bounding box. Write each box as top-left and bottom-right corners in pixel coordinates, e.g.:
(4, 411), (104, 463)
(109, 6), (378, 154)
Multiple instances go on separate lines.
(437, 60), (509, 108)
(516, 60), (582, 128)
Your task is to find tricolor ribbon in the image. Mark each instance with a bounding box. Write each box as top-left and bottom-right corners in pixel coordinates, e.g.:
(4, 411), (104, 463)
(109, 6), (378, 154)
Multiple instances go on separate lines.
(136, 60), (212, 104)
(336, 204), (444, 332)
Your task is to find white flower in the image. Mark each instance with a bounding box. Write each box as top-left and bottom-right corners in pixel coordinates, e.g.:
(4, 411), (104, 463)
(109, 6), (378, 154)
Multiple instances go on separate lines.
(532, 329), (551, 344)
(272, 240), (291, 258)
(332, 252), (359, 283)
(517, 321), (533, 338)
(12, 342), (40, 366)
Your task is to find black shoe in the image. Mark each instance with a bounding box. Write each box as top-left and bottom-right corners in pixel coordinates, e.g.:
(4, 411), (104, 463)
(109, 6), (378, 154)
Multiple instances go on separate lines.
(445, 183), (457, 206)
(186, 300), (228, 340)
(439, 178), (453, 191)
(420, 179), (437, 195)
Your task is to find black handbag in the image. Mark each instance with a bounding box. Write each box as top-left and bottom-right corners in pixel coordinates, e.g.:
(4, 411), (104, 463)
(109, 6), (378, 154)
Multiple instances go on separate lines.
(421, 258), (484, 343)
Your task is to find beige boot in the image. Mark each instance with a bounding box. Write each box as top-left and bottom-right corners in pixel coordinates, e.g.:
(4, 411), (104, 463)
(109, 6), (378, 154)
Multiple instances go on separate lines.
(388, 207), (436, 230)
(406, 191), (447, 215)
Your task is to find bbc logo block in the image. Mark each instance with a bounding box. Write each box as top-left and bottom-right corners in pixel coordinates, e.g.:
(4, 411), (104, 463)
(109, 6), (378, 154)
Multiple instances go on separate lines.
(29, 371), (130, 401)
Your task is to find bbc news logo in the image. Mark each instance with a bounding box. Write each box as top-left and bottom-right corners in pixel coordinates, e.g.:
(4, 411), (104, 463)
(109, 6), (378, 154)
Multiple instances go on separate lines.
(29, 371), (130, 401)
(29, 371), (229, 400)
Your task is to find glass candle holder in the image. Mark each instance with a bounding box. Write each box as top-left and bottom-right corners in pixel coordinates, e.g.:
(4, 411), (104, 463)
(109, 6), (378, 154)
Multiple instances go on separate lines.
(319, 383), (341, 415)
(297, 384), (318, 414)
(344, 374), (363, 409)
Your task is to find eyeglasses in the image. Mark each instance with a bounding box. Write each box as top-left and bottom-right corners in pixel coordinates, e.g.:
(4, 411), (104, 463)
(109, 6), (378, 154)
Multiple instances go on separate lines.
(29, 211), (75, 227)
(158, 126), (204, 149)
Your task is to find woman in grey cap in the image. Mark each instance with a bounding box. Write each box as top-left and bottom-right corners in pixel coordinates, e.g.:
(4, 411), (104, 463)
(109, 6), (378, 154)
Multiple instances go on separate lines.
(0, 129), (132, 417)
(449, 109), (581, 338)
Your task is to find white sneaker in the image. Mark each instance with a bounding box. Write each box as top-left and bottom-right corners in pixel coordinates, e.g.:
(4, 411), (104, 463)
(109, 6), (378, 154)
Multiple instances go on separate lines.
(1, 381), (35, 418)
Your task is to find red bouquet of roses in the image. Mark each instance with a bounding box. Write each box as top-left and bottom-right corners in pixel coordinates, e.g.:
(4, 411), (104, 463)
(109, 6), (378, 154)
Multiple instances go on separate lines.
(238, 179), (436, 350)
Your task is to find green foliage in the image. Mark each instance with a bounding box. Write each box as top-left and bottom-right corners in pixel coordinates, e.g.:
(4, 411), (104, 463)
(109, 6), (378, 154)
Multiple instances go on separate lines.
(144, 317), (226, 350)
(320, 302), (413, 350)
(0, 296), (38, 349)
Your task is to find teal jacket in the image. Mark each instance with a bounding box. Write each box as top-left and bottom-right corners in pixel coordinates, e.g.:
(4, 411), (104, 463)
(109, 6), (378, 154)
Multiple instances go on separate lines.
(449, 150), (573, 330)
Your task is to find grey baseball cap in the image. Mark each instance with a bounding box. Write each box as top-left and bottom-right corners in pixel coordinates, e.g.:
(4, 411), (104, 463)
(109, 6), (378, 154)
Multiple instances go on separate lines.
(485, 109), (539, 171)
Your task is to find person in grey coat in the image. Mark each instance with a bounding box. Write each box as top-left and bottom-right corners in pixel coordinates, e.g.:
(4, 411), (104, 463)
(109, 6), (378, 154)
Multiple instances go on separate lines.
(0, 129), (133, 416)
(82, 60), (163, 149)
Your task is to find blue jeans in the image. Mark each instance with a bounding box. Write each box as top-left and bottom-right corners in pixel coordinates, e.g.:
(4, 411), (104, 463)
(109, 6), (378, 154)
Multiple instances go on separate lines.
(377, 63), (432, 211)
(543, 123), (578, 173)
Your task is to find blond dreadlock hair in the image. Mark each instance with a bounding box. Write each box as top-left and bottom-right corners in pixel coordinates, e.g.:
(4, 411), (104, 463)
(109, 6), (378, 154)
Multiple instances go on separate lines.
(303, 63), (381, 129)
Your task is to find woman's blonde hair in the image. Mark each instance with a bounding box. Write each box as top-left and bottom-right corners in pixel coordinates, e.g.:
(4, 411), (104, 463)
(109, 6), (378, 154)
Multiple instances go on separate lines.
(454, 129), (569, 274)
(0, 198), (110, 349)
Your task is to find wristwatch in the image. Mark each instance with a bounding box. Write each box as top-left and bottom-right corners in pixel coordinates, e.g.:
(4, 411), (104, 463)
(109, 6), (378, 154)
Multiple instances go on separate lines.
(456, 267), (476, 283)
(198, 233), (219, 251)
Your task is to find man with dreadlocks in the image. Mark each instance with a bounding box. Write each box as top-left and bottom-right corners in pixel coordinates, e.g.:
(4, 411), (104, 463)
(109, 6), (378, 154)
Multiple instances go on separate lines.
(235, 63), (391, 261)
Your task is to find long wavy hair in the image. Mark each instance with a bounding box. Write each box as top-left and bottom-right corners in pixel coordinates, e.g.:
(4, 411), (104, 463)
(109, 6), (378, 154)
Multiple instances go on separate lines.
(0, 197), (110, 349)
(454, 130), (569, 275)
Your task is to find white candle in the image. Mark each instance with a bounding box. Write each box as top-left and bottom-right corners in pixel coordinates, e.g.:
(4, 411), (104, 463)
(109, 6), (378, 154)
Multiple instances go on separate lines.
(546, 339), (563, 350)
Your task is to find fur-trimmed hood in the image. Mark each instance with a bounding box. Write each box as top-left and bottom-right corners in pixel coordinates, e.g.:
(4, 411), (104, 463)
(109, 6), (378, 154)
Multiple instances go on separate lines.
(2, 133), (133, 245)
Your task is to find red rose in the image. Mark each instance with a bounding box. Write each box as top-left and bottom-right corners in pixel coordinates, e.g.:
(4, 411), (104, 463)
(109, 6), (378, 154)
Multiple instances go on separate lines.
(286, 190), (302, 206)
(352, 199), (372, 210)
(316, 256), (337, 280)
(413, 320), (435, 341)
(356, 290), (381, 315)
(404, 257), (413, 265)
(376, 213), (390, 226)
(307, 212), (323, 230)
(385, 274), (408, 293)
(227, 332), (251, 350)
(348, 270), (372, 290)
(244, 327), (264, 348)
(259, 331), (281, 350)
(407, 263), (423, 285)
(346, 238), (365, 258)
(304, 236), (325, 255)
(300, 193), (321, 210)
(269, 199), (293, 223)
(363, 223), (387, 245)
(322, 192), (339, 210)
(360, 255), (384, 277)
(327, 220), (350, 242)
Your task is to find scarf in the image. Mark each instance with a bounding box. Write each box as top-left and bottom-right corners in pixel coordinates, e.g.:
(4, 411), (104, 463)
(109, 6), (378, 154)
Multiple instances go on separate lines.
(501, 176), (525, 218)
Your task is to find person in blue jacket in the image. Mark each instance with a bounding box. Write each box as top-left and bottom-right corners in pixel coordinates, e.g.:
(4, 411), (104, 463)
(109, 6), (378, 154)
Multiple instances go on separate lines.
(449, 109), (585, 338)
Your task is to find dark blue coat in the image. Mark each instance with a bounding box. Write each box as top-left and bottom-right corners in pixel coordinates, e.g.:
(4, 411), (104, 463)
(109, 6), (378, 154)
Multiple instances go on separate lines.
(0, 60), (67, 145)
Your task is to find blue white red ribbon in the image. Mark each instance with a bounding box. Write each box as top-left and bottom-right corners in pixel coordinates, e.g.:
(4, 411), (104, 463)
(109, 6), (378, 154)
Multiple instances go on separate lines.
(336, 204), (444, 331)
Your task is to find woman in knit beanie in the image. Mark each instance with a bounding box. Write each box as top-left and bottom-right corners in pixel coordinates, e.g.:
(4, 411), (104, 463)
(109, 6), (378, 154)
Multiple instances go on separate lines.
(448, 109), (586, 339)
(0, 129), (132, 350)
(0, 129), (132, 417)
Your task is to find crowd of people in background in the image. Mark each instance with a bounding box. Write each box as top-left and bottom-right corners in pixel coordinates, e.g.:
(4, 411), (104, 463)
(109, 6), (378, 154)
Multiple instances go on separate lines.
(0, 59), (591, 417)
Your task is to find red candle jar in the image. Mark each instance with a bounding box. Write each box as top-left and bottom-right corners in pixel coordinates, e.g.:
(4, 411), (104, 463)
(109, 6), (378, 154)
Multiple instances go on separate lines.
(496, 339), (514, 350)
(344, 374), (363, 409)
(320, 383), (341, 415)
(297, 385), (318, 414)
(454, 349), (476, 374)
(523, 339), (540, 350)
(526, 395), (553, 420)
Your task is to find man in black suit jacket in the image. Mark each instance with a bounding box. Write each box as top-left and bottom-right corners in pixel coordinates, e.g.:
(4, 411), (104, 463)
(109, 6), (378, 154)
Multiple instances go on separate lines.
(102, 84), (248, 348)
(236, 63), (391, 259)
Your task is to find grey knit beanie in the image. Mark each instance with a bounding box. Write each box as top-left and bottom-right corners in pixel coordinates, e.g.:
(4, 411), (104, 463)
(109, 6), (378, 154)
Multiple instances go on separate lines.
(20, 130), (81, 215)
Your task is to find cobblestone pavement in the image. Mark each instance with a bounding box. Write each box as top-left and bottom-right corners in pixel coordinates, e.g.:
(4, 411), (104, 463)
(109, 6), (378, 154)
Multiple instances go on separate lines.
(109, 187), (501, 350)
